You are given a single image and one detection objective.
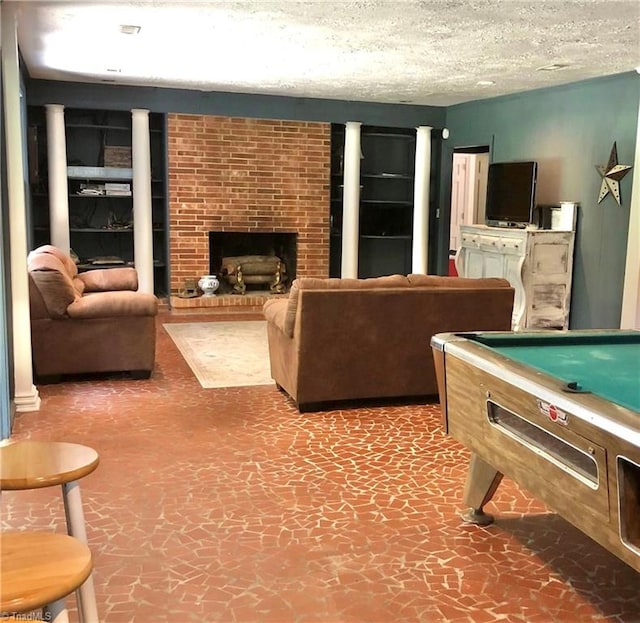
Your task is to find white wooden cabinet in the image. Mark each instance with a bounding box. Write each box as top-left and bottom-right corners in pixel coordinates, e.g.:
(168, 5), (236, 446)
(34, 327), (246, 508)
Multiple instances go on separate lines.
(455, 224), (575, 330)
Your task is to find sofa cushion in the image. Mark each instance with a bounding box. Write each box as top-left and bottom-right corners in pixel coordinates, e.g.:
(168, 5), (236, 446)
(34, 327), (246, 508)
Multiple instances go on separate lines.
(78, 267), (138, 292)
(73, 278), (86, 295)
(269, 274), (514, 340)
(67, 291), (158, 319)
(407, 274), (512, 289)
(279, 275), (410, 338)
(28, 244), (78, 278)
(296, 275), (409, 291)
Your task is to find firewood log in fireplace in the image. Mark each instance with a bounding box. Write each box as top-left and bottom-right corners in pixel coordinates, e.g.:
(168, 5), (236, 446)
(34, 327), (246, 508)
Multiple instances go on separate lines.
(221, 255), (287, 292)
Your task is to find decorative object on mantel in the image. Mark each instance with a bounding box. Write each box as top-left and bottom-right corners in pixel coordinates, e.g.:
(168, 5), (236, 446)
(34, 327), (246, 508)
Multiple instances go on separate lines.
(178, 279), (199, 299)
(232, 266), (246, 295)
(198, 275), (220, 297)
(595, 142), (633, 205)
(270, 261), (287, 294)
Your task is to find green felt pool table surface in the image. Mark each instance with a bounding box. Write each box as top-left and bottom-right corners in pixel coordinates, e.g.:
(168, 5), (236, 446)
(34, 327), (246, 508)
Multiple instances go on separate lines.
(470, 331), (640, 412)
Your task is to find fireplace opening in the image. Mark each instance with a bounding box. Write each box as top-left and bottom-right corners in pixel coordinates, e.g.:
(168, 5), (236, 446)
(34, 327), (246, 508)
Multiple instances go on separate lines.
(209, 231), (297, 293)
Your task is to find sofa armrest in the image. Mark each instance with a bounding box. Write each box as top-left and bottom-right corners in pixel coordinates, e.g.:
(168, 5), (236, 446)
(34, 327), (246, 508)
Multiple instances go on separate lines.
(78, 267), (138, 292)
(263, 299), (290, 336)
(67, 291), (158, 319)
(28, 270), (80, 318)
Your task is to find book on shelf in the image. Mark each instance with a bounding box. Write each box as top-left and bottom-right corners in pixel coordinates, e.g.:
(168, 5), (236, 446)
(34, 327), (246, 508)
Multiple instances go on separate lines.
(104, 182), (131, 196)
(88, 256), (126, 265)
(104, 146), (132, 168)
(104, 182), (130, 191)
(78, 183), (105, 195)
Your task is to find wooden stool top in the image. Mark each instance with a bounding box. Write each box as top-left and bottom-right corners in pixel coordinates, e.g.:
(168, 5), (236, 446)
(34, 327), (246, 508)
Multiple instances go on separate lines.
(0, 441), (99, 490)
(0, 532), (92, 613)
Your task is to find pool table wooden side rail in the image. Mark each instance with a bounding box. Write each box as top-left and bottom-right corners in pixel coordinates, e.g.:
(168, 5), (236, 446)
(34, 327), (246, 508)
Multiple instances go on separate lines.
(432, 340), (640, 573)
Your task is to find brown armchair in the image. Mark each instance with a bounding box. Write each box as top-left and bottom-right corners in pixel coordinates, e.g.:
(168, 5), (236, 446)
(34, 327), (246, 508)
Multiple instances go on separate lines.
(27, 245), (158, 381)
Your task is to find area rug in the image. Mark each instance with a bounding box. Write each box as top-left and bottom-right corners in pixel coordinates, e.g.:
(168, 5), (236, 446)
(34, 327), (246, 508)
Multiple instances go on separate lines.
(163, 321), (272, 389)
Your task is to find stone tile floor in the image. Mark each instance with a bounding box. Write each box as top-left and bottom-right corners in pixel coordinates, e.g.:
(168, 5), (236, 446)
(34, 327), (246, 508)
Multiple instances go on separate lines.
(2, 312), (639, 622)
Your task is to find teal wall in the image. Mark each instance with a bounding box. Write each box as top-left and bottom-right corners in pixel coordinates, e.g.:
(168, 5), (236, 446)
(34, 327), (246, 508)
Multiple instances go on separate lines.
(442, 72), (639, 329)
(26, 72), (639, 329)
(27, 79), (446, 129)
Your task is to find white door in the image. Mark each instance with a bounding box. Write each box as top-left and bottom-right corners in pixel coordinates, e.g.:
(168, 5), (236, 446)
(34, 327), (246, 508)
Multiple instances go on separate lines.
(472, 153), (490, 224)
(449, 154), (470, 253)
(450, 152), (490, 254)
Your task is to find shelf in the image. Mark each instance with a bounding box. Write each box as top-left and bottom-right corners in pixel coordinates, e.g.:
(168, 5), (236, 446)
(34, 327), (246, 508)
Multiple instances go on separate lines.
(331, 199), (413, 206)
(362, 173), (413, 180)
(361, 200), (413, 206)
(69, 228), (165, 233)
(331, 233), (412, 240)
(67, 166), (133, 180)
(67, 123), (130, 131)
(360, 235), (412, 240)
(77, 261), (166, 269)
(363, 132), (415, 140)
(70, 228), (133, 233)
(28, 105), (169, 299)
(331, 173), (413, 179)
(71, 194), (132, 199)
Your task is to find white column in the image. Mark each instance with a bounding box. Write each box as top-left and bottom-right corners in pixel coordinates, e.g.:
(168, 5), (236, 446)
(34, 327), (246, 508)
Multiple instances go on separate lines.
(46, 104), (70, 252)
(412, 126), (432, 274)
(341, 122), (362, 279)
(620, 89), (640, 329)
(131, 108), (154, 294)
(2, 8), (40, 411)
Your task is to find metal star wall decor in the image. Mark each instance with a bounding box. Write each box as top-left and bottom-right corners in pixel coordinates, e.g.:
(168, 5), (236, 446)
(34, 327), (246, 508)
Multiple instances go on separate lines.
(595, 142), (632, 205)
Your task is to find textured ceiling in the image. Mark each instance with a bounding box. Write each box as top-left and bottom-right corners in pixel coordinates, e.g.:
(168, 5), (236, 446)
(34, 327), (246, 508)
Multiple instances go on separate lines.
(14, 0), (640, 106)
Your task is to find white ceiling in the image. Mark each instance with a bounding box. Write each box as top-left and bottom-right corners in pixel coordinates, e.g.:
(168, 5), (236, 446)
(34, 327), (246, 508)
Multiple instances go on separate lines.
(13, 0), (640, 107)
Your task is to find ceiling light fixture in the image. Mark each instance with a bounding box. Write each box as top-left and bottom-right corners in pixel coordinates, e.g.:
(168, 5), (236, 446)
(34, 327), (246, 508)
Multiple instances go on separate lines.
(120, 25), (141, 35)
(537, 63), (570, 72)
(476, 80), (495, 87)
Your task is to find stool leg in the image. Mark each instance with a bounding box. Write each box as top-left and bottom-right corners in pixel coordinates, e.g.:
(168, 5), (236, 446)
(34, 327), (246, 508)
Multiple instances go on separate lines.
(44, 599), (70, 623)
(62, 481), (99, 623)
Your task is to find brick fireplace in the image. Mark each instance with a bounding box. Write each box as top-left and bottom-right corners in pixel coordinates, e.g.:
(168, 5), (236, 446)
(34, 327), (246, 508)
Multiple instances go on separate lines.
(167, 114), (331, 307)
(209, 231), (298, 289)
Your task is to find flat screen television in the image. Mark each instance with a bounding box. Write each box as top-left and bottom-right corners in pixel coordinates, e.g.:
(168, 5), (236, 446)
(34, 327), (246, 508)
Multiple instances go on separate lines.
(485, 161), (538, 227)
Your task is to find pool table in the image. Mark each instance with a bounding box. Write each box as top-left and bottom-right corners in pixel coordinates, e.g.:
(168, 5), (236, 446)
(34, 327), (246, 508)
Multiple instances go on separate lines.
(431, 330), (640, 572)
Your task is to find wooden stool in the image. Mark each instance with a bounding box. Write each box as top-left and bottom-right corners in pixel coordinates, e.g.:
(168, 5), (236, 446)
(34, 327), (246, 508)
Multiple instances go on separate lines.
(0, 441), (100, 623)
(0, 532), (92, 623)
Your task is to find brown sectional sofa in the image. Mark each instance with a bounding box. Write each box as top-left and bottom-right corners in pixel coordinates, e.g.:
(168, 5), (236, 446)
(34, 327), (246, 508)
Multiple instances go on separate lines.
(28, 245), (158, 381)
(263, 274), (514, 411)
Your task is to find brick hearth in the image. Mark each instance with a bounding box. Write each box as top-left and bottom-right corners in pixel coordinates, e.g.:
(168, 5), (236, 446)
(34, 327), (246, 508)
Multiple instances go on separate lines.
(167, 114), (331, 308)
(169, 291), (287, 313)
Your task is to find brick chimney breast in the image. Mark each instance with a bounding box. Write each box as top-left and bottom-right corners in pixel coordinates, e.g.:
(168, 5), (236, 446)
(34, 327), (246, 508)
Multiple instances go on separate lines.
(168, 114), (331, 295)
